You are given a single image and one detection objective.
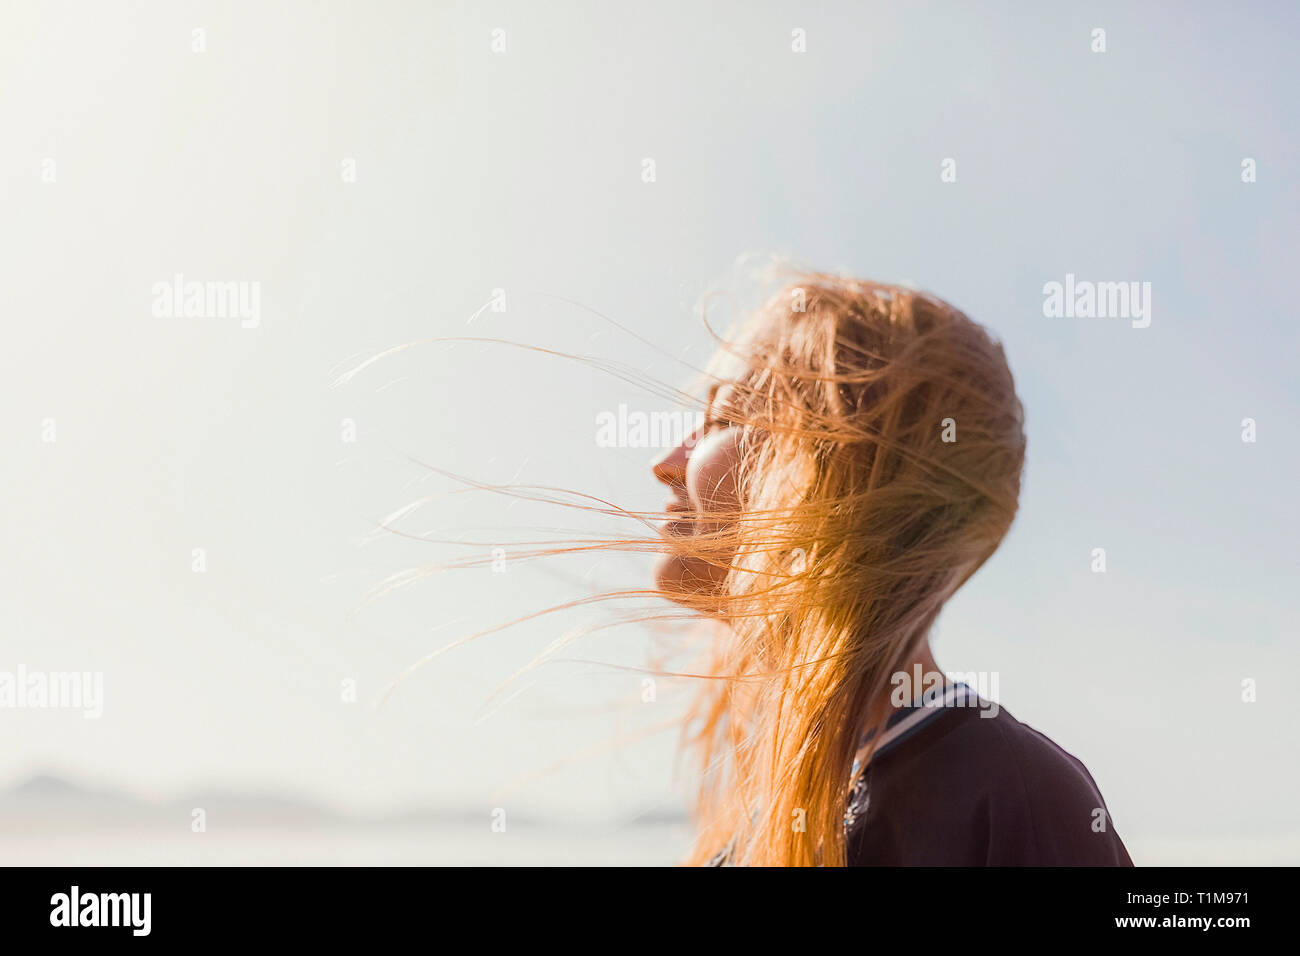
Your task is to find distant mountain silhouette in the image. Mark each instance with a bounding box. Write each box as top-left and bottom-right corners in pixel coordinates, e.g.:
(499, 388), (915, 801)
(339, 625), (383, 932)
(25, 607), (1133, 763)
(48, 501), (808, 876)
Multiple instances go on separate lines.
(0, 772), (686, 832)
(7, 772), (132, 803)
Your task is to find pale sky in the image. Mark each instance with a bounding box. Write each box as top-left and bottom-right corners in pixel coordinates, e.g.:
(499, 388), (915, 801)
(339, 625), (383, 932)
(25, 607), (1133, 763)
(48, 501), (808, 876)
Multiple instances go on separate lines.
(1, 1), (1297, 863)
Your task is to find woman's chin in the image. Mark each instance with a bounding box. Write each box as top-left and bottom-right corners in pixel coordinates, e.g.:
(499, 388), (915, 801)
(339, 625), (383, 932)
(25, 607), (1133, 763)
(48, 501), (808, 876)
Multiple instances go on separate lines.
(655, 553), (725, 609)
(653, 553), (687, 598)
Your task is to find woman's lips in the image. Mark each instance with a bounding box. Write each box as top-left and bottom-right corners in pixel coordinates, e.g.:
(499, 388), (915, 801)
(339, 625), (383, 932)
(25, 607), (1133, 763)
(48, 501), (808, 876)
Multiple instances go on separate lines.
(660, 500), (695, 536)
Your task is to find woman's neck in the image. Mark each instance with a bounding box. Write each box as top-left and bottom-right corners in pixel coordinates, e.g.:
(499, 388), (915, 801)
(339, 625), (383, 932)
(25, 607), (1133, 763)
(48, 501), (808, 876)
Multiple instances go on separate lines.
(857, 636), (943, 754)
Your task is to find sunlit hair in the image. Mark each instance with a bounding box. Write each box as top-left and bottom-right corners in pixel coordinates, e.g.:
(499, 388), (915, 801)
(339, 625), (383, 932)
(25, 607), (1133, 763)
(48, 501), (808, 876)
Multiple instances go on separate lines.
(344, 268), (1026, 867)
(669, 272), (1026, 866)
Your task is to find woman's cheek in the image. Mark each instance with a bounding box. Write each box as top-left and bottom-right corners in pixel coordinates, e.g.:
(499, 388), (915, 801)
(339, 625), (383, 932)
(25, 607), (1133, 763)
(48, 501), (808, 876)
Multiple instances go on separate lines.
(686, 427), (743, 515)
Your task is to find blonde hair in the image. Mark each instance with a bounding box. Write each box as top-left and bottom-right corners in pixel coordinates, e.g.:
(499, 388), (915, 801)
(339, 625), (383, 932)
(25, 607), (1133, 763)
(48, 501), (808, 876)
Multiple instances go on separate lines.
(671, 272), (1025, 866)
(353, 269), (1026, 867)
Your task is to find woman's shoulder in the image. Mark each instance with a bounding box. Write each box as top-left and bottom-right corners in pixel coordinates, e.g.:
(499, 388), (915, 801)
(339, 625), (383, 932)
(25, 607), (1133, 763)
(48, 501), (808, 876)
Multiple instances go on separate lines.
(971, 705), (1133, 865)
(942, 702), (1104, 795)
(856, 698), (1134, 866)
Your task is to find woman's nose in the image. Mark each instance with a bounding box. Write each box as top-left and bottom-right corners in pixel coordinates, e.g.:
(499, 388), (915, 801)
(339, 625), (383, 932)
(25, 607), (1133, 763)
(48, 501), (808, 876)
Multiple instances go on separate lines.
(652, 430), (699, 485)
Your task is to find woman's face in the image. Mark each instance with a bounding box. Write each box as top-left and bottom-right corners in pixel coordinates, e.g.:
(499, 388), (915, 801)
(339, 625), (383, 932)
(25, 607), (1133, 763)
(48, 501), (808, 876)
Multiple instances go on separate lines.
(651, 386), (745, 599)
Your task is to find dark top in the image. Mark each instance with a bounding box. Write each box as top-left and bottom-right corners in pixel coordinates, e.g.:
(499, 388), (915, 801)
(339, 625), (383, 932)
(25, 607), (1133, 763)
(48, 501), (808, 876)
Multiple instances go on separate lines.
(845, 687), (1133, 866)
(709, 685), (1134, 866)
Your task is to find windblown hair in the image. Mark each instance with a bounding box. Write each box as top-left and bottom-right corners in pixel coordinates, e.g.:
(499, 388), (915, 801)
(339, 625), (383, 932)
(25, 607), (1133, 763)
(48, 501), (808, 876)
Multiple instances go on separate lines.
(670, 273), (1026, 866)
(349, 269), (1025, 868)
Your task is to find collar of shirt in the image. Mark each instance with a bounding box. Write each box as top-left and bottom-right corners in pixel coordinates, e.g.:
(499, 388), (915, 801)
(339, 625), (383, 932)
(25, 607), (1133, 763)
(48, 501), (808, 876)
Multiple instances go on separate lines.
(851, 682), (980, 775)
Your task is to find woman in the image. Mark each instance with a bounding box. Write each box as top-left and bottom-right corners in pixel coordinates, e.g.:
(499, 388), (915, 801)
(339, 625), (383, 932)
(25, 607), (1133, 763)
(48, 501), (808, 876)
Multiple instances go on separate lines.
(648, 272), (1132, 866)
